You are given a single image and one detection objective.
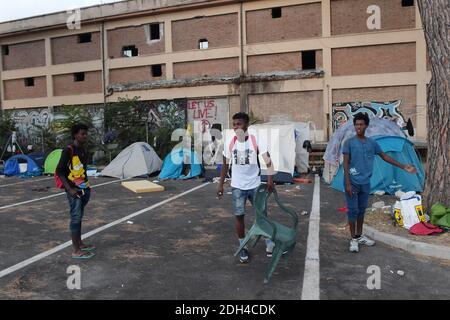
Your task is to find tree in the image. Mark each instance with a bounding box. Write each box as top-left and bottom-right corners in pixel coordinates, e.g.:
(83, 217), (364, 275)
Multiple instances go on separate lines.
(417, 0), (450, 208)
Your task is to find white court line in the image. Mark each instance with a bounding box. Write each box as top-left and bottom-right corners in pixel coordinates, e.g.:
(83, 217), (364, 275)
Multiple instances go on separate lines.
(0, 182), (210, 279)
(0, 178), (130, 211)
(301, 174), (321, 300)
(0, 177), (53, 188)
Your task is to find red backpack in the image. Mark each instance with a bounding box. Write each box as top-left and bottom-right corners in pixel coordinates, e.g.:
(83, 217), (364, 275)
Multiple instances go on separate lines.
(54, 145), (74, 189)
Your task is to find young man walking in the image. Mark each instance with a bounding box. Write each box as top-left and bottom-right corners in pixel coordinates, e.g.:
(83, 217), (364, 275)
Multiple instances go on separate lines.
(343, 113), (417, 253)
(217, 112), (275, 263)
(56, 124), (96, 259)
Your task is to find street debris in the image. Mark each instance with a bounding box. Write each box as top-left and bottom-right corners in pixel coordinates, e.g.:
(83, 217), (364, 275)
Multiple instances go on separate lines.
(127, 221), (134, 224)
(300, 210), (308, 216)
(397, 270), (405, 276)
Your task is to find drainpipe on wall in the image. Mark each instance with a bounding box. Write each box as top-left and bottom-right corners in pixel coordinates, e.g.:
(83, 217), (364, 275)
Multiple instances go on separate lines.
(101, 21), (108, 105)
(239, 0), (248, 113)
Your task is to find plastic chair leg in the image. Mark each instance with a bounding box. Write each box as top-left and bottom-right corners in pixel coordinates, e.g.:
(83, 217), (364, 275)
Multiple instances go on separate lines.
(234, 229), (256, 257)
(264, 245), (284, 283)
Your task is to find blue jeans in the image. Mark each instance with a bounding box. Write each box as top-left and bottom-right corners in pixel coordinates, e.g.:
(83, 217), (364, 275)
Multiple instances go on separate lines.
(67, 189), (91, 235)
(345, 183), (370, 223)
(231, 187), (258, 216)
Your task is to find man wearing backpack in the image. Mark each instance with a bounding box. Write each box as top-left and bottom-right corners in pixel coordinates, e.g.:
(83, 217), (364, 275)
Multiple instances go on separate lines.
(56, 124), (95, 259)
(217, 112), (275, 263)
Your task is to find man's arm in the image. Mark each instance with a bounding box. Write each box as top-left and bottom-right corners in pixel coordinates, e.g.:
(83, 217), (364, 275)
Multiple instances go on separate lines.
(343, 153), (352, 197)
(55, 148), (79, 197)
(217, 156), (229, 198)
(379, 152), (417, 173)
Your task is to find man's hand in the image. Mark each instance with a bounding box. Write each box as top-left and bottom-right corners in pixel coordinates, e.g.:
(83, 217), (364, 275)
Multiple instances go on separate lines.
(217, 185), (224, 199)
(345, 182), (353, 198)
(404, 164), (417, 174)
(68, 188), (81, 199)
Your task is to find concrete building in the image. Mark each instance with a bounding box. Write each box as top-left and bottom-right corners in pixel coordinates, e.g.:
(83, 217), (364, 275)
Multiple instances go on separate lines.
(0, 0), (430, 143)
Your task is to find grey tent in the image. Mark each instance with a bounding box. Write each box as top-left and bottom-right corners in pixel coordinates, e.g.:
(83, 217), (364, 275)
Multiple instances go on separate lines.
(101, 142), (162, 179)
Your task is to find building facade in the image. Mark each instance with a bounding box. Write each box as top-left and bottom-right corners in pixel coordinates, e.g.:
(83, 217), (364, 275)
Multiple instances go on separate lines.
(0, 0), (430, 143)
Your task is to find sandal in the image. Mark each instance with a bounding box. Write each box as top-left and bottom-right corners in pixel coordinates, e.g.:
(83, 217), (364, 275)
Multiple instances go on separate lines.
(80, 244), (96, 251)
(72, 251), (95, 259)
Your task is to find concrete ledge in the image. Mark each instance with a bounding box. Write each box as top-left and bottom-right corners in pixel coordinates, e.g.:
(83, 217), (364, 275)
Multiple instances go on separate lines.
(364, 224), (450, 260)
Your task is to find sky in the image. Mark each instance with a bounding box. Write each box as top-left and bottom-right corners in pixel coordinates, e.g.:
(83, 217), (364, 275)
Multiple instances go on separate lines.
(0, 0), (124, 23)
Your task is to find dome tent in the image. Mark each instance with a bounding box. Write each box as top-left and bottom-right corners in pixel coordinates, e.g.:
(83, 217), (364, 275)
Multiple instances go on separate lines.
(101, 142), (162, 179)
(44, 149), (63, 175)
(330, 136), (425, 195)
(4, 154), (42, 177)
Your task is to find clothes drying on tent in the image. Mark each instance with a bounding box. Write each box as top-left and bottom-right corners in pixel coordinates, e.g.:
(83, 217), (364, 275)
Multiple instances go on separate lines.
(4, 154), (42, 177)
(330, 136), (425, 194)
(101, 142), (162, 179)
(28, 152), (46, 169)
(159, 148), (202, 180)
(44, 149), (62, 174)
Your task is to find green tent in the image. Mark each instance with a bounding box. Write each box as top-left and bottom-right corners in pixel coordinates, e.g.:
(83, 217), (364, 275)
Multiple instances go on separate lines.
(44, 149), (62, 174)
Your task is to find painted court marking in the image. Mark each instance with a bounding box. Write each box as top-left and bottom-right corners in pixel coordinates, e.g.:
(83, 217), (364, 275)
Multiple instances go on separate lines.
(0, 182), (210, 279)
(0, 178), (130, 211)
(301, 174), (320, 300)
(0, 177), (53, 188)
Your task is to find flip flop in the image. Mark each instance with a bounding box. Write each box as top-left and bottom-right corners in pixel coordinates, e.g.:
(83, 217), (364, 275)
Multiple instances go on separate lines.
(72, 251), (95, 259)
(80, 245), (96, 251)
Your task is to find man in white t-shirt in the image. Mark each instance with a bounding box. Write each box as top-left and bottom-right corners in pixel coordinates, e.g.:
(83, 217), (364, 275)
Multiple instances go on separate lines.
(217, 112), (275, 263)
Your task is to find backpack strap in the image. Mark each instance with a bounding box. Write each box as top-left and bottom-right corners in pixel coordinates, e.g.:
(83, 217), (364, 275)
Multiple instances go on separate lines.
(67, 145), (74, 169)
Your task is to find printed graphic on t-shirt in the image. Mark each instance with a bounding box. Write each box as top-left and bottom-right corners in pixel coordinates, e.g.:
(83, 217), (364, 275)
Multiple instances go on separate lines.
(233, 148), (255, 165)
(68, 155), (89, 188)
(349, 167), (359, 176)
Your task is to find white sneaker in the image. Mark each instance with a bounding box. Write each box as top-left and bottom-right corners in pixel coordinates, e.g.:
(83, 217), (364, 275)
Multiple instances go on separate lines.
(357, 235), (375, 246)
(349, 239), (359, 253)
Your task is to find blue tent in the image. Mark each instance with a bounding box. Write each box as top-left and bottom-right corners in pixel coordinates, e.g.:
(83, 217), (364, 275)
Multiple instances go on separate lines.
(331, 136), (425, 194)
(159, 148), (202, 180)
(4, 154), (42, 177)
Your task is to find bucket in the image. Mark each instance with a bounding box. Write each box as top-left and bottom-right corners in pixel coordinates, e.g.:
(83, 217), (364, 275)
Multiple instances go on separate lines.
(19, 163), (28, 173)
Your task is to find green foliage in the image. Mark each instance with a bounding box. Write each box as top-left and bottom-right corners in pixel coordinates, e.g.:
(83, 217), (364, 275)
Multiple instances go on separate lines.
(51, 105), (105, 159)
(0, 112), (16, 155)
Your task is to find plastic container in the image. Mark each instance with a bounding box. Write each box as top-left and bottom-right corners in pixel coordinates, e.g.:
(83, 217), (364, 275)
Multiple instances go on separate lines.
(19, 163), (28, 173)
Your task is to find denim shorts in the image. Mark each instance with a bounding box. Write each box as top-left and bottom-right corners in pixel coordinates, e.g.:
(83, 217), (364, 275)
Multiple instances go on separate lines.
(344, 183), (370, 222)
(232, 187), (258, 216)
(67, 189), (91, 235)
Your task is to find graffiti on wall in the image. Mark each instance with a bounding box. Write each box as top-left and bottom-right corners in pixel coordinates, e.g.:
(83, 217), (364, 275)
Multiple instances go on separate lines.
(8, 108), (53, 145)
(139, 99), (187, 131)
(187, 98), (229, 134)
(332, 100), (408, 131)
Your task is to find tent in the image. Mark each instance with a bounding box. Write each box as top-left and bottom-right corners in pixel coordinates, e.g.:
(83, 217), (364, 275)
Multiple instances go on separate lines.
(4, 154), (42, 176)
(28, 152), (46, 169)
(330, 136), (425, 194)
(159, 148), (202, 180)
(44, 149), (62, 175)
(323, 117), (406, 183)
(101, 142), (162, 179)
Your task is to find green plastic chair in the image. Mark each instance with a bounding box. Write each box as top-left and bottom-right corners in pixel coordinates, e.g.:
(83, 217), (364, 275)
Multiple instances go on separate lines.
(234, 184), (299, 283)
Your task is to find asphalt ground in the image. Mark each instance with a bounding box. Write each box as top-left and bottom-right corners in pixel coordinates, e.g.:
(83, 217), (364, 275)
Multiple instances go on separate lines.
(0, 175), (448, 300)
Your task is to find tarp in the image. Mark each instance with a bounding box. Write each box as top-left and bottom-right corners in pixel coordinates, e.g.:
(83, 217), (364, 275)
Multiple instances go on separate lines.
(430, 203), (450, 228)
(101, 142), (162, 179)
(247, 123), (296, 178)
(44, 149), (62, 174)
(4, 154), (42, 176)
(331, 136), (425, 194)
(322, 117), (406, 183)
(159, 148), (202, 180)
(28, 152), (46, 168)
